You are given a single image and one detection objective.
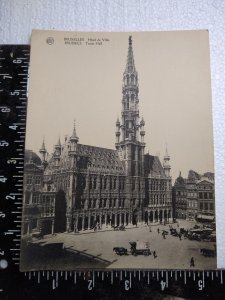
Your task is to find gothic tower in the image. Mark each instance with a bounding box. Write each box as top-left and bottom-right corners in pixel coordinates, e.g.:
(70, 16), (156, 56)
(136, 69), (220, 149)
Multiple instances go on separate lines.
(115, 36), (145, 177)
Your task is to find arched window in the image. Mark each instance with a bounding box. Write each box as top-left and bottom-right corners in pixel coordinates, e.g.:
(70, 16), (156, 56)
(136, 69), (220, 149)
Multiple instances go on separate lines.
(131, 74), (134, 84)
(94, 177), (97, 189)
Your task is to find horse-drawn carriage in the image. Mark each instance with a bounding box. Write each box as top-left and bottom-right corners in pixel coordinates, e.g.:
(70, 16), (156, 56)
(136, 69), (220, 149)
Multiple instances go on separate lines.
(112, 225), (126, 231)
(129, 241), (151, 256)
(113, 247), (128, 255)
(200, 248), (216, 257)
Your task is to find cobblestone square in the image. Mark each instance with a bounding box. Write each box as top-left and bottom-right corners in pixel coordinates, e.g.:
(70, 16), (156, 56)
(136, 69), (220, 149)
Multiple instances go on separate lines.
(37, 220), (216, 270)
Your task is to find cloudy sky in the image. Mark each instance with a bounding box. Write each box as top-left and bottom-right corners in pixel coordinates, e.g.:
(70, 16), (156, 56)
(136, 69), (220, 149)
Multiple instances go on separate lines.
(26, 30), (214, 181)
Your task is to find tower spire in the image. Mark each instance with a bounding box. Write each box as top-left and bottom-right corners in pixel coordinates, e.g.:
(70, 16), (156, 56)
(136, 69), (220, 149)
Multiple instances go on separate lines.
(125, 36), (136, 74)
(115, 36), (145, 177)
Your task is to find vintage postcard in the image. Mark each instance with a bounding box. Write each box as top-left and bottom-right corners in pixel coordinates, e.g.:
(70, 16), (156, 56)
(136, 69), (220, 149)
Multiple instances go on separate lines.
(20, 30), (216, 271)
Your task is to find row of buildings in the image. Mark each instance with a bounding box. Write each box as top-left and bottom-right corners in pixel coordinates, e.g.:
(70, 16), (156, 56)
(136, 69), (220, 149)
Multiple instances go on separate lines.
(173, 170), (215, 222)
(22, 36), (215, 236)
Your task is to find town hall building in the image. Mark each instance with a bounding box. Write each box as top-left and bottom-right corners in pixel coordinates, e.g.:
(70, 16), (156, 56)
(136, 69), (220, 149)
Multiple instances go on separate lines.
(22, 36), (173, 236)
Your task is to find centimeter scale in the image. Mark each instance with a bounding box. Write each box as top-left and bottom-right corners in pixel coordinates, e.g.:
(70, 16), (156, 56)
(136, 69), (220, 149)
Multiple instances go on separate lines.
(0, 45), (225, 299)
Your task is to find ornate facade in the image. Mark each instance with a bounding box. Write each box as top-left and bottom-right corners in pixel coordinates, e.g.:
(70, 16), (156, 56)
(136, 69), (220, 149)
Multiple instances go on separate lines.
(22, 36), (173, 236)
(173, 170), (215, 222)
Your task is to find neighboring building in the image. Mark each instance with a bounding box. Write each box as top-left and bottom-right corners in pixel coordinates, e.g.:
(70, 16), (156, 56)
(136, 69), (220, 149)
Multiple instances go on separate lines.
(173, 170), (215, 222)
(173, 172), (187, 219)
(196, 174), (215, 223)
(22, 36), (173, 236)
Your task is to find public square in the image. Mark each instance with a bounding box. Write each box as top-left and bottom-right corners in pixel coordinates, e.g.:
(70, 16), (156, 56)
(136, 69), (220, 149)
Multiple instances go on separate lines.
(30, 219), (216, 270)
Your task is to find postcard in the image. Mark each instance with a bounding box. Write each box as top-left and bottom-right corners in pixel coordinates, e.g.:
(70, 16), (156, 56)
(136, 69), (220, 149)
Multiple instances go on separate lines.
(20, 30), (216, 270)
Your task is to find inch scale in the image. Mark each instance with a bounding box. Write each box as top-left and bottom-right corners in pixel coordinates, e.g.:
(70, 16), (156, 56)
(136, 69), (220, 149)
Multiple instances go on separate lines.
(0, 45), (225, 299)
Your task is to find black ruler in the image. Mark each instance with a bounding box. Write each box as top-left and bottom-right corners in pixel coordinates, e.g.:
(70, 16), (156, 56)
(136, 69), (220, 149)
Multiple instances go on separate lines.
(0, 45), (225, 300)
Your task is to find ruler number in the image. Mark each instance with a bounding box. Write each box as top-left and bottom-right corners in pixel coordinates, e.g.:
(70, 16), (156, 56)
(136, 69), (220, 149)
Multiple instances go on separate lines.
(0, 106), (10, 113)
(10, 91), (20, 96)
(6, 195), (15, 200)
(7, 159), (16, 164)
(125, 280), (130, 291)
(160, 280), (166, 291)
(0, 212), (6, 218)
(88, 280), (93, 290)
(13, 59), (22, 64)
(9, 125), (18, 130)
(198, 280), (204, 290)
(0, 176), (7, 183)
(0, 250), (5, 256)
(2, 75), (12, 79)
(0, 141), (9, 147)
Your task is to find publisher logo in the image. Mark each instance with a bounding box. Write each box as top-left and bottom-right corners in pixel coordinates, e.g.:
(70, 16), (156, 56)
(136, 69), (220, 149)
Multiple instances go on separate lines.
(46, 37), (54, 45)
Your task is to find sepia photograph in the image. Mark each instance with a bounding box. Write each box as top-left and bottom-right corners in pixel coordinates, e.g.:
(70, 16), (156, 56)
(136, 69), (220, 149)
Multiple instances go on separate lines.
(20, 30), (216, 271)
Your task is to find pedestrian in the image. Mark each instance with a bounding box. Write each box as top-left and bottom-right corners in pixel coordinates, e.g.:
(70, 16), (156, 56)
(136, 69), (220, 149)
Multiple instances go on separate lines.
(153, 251), (157, 258)
(190, 257), (195, 267)
(179, 234), (182, 241)
(157, 228), (160, 234)
(149, 225), (152, 232)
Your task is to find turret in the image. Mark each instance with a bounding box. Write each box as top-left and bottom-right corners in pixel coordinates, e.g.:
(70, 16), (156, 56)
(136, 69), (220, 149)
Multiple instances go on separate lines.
(39, 139), (47, 162)
(163, 145), (171, 177)
(140, 117), (145, 143)
(54, 137), (61, 167)
(69, 121), (79, 168)
(115, 117), (120, 144)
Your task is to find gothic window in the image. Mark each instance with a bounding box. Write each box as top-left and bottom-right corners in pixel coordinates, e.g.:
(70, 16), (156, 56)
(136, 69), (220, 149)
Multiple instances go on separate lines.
(34, 176), (41, 185)
(109, 199), (112, 207)
(132, 180), (135, 190)
(123, 179), (125, 189)
(114, 178), (116, 189)
(104, 177), (107, 189)
(204, 192), (208, 199)
(100, 177), (102, 189)
(83, 177), (86, 189)
(94, 177), (97, 189)
(104, 199), (107, 208)
(99, 199), (103, 208)
(126, 75), (129, 84)
(47, 185), (51, 192)
(89, 178), (92, 189)
(131, 74), (134, 84)
(114, 199), (117, 207)
(26, 175), (32, 185)
(109, 178), (112, 189)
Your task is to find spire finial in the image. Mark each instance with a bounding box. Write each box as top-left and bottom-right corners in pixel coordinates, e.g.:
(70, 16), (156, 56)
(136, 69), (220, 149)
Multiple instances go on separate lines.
(40, 137), (46, 151)
(125, 35), (136, 74)
(70, 119), (79, 142)
(165, 143), (169, 157)
(129, 35), (132, 46)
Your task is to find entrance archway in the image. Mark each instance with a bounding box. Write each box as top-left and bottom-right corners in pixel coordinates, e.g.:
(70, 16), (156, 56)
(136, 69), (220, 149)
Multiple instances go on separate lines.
(54, 190), (67, 233)
(144, 211), (148, 224)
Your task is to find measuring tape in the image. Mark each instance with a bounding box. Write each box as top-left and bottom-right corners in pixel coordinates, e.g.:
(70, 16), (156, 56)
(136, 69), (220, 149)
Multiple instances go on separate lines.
(0, 45), (225, 299)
